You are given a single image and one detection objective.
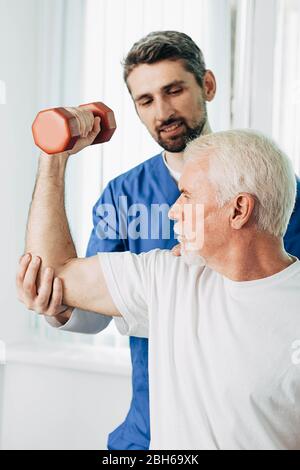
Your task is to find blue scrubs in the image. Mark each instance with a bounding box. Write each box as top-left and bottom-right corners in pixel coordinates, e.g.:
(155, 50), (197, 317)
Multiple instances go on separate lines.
(86, 151), (300, 450)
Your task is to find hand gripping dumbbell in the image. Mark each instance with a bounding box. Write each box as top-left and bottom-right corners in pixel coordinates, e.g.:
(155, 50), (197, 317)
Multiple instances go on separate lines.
(32, 102), (117, 155)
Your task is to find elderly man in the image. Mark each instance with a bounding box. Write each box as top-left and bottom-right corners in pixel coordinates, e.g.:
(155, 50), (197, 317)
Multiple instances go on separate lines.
(17, 123), (300, 450)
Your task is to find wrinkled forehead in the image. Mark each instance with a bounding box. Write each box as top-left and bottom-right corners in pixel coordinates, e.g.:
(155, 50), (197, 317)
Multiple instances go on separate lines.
(184, 144), (216, 165)
(180, 151), (213, 190)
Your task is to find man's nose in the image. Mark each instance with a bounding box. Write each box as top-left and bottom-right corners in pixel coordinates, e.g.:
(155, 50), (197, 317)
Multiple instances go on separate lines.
(168, 203), (181, 221)
(155, 99), (175, 124)
(168, 207), (176, 220)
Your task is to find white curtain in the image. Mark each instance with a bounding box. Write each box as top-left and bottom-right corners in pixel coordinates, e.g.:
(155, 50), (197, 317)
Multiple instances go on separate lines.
(232, 0), (300, 176)
(273, 0), (300, 174)
(231, 0), (278, 133)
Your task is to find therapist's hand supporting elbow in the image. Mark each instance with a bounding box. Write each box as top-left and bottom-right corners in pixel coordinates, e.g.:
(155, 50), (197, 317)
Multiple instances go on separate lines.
(16, 253), (71, 321)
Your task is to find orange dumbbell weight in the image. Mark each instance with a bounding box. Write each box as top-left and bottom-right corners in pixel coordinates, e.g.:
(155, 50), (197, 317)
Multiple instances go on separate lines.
(32, 101), (117, 155)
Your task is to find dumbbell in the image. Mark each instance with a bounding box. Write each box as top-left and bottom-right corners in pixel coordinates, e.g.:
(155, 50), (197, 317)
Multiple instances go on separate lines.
(32, 102), (117, 155)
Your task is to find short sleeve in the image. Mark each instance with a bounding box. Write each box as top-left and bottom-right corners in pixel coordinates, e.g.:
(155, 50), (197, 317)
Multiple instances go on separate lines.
(45, 308), (112, 334)
(98, 251), (156, 338)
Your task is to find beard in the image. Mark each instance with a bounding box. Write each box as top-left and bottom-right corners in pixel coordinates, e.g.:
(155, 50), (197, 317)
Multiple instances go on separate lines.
(180, 247), (207, 267)
(176, 239), (207, 267)
(174, 223), (206, 267)
(157, 108), (208, 153)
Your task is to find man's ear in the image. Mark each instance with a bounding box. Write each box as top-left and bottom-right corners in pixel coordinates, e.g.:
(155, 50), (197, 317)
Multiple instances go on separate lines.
(202, 70), (217, 102)
(230, 193), (256, 230)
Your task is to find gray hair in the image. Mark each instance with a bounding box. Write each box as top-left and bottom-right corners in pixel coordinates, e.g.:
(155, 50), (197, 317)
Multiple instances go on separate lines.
(184, 129), (296, 238)
(122, 31), (206, 90)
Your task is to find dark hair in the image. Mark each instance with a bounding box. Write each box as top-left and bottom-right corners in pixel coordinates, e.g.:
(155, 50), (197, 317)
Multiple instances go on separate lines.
(122, 31), (206, 90)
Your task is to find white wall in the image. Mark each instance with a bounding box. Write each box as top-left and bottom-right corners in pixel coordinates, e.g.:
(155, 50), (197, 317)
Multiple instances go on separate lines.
(1, 359), (131, 450)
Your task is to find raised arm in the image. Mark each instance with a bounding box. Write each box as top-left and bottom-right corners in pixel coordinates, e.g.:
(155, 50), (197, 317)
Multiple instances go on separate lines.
(20, 109), (119, 316)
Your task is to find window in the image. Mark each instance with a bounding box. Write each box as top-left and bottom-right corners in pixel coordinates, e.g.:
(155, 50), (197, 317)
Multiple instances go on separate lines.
(272, 0), (300, 175)
(231, 0), (300, 176)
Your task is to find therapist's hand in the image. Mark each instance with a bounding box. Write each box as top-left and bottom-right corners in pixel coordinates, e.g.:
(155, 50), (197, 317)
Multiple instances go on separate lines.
(171, 244), (181, 257)
(16, 254), (72, 321)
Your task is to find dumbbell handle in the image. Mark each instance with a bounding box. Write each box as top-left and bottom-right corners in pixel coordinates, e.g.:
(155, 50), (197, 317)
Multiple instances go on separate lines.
(32, 101), (117, 155)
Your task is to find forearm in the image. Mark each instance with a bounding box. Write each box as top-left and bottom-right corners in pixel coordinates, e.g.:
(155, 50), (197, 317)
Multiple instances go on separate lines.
(20, 112), (105, 320)
(25, 152), (76, 272)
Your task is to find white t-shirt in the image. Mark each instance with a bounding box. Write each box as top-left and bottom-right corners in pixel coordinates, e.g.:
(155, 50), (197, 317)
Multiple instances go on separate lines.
(99, 249), (300, 450)
(46, 151), (180, 334)
(162, 151), (181, 183)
